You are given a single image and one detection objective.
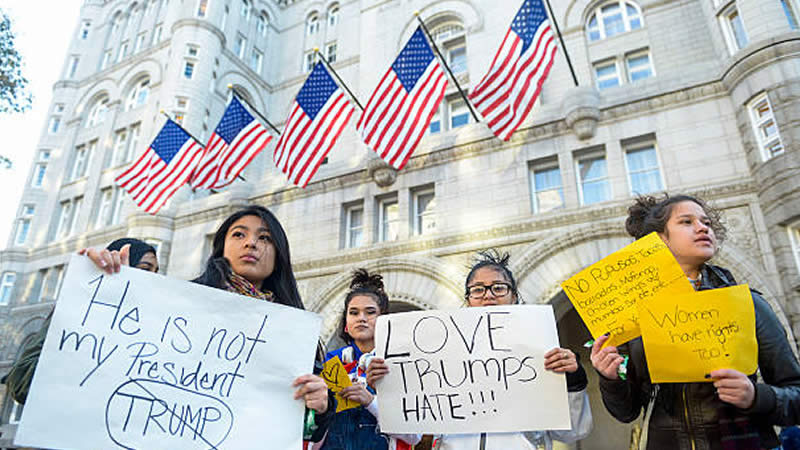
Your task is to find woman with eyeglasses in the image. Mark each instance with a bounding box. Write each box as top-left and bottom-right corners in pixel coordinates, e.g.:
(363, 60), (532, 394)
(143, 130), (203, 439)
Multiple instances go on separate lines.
(367, 250), (593, 450)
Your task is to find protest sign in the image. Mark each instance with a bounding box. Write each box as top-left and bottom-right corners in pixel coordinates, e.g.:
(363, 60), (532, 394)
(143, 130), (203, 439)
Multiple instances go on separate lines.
(561, 232), (695, 346)
(320, 356), (359, 413)
(373, 305), (570, 434)
(638, 284), (757, 383)
(15, 254), (322, 450)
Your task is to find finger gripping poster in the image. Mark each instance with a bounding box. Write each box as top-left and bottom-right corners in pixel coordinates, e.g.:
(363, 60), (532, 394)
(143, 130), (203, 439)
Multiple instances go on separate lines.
(15, 255), (322, 450)
(373, 305), (570, 434)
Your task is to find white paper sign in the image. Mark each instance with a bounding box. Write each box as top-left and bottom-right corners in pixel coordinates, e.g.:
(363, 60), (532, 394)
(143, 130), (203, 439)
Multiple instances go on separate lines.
(374, 305), (570, 434)
(15, 254), (322, 450)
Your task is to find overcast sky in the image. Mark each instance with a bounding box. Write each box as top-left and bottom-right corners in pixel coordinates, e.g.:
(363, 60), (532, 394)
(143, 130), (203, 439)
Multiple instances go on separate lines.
(0, 0), (83, 249)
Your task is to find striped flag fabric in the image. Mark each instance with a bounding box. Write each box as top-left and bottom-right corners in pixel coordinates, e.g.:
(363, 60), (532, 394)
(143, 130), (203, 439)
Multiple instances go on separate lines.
(357, 26), (448, 170)
(274, 63), (356, 187)
(190, 96), (272, 190)
(469, 0), (558, 141)
(115, 119), (204, 214)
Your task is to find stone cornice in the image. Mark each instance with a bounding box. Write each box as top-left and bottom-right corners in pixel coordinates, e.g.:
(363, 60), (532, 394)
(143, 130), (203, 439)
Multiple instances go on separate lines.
(721, 35), (800, 91)
(171, 18), (228, 48)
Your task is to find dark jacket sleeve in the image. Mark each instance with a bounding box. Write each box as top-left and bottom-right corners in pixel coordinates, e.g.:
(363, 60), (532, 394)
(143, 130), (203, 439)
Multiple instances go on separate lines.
(743, 292), (800, 425)
(308, 389), (337, 442)
(597, 341), (648, 423)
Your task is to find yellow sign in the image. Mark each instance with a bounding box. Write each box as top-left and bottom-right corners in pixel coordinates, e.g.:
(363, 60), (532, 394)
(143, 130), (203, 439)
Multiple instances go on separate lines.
(561, 232), (694, 346)
(638, 284), (757, 383)
(321, 356), (360, 412)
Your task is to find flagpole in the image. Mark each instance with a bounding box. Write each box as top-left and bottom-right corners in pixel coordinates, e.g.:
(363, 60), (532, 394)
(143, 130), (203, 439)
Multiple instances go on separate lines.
(160, 111), (247, 183)
(227, 84), (282, 136)
(415, 13), (480, 122)
(543, 0), (579, 87)
(316, 48), (364, 111)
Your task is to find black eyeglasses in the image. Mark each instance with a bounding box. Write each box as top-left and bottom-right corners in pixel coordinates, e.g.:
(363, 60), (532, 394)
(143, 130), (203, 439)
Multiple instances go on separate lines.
(467, 283), (511, 299)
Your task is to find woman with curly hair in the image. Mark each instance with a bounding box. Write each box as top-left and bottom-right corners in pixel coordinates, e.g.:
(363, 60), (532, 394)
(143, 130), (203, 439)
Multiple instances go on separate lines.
(591, 194), (800, 449)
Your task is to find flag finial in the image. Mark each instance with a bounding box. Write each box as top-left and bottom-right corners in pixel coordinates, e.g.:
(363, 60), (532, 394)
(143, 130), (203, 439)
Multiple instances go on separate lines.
(413, 10), (420, 17)
(227, 83), (233, 89)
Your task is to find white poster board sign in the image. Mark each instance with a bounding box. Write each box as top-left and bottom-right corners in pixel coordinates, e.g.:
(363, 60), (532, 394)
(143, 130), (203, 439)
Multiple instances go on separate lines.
(374, 305), (570, 434)
(15, 254), (322, 450)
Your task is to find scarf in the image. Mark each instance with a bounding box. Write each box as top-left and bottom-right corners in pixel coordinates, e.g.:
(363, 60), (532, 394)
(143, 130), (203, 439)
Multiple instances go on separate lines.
(225, 271), (274, 302)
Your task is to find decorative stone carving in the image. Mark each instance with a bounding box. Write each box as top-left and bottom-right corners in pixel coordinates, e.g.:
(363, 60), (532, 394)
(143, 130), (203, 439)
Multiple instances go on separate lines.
(562, 86), (601, 140)
(367, 157), (398, 188)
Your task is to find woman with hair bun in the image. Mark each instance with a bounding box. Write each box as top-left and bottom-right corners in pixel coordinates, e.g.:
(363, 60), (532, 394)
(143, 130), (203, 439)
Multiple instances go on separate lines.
(591, 194), (800, 449)
(320, 268), (421, 450)
(367, 250), (593, 450)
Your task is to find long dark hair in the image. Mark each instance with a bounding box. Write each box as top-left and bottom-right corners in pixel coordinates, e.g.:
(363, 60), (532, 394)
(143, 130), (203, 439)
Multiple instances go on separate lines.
(625, 194), (727, 243)
(338, 269), (389, 343)
(192, 205), (304, 310)
(464, 249), (520, 303)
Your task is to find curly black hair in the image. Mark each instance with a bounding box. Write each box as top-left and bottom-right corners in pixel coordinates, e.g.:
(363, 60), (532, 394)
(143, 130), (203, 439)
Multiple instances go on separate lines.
(464, 249), (520, 303)
(625, 194), (727, 243)
(338, 269), (390, 343)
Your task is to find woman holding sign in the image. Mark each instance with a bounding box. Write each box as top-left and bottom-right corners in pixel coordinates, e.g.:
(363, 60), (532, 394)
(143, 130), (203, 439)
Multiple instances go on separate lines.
(591, 194), (800, 449)
(320, 269), (421, 450)
(368, 251), (593, 450)
(191, 205), (335, 444)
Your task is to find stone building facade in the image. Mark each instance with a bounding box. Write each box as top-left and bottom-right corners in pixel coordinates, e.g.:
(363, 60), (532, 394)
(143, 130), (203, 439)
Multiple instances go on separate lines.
(0, 0), (798, 448)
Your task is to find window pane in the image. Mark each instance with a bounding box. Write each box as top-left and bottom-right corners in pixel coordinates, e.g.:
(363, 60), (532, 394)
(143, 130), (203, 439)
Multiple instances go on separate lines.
(534, 167), (561, 191)
(626, 147), (658, 171)
(602, 4), (625, 37)
(729, 11), (748, 49)
(783, 0), (799, 30)
(580, 157), (607, 181)
(429, 120), (441, 134)
(630, 170), (663, 194)
(381, 201), (399, 242)
(582, 179), (611, 204)
(449, 46), (467, 73)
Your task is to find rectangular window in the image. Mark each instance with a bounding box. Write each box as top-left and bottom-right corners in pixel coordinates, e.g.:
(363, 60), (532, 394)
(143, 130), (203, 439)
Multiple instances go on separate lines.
(345, 204), (364, 248)
(112, 189), (126, 225)
(68, 55), (80, 77)
(48, 116), (61, 134)
(153, 25), (163, 44)
(69, 196), (83, 235)
(413, 188), (436, 235)
(250, 49), (263, 73)
(529, 161), (564, 213)
(101, 50), (111, 70)
(241, 0), (250, 20)
(55, 104), (65, 114)
(117, 42), (128, 63)
(429, 107), (441, 134)
(57, 200), (72, 238)
(721, 6), (748, 53)
(378, 196), (399, 242)
(783, 0), (799, 29)
(187, 45), (199, 57)
(748, 93), (784, 160)
(594, 59), (620, 90)
(235, 36), (246, 59)
(258, 15), (268, 36)
(625, 143), (664, 194)
(789, 225), (800, 275)
(128, 124), (141, 162)
(15, 219), (31, 245)
(135, 33), (146, 52)
(0, 272), (16, 305)
(113, 129), (128, 167)
(576, 151), (611, 205)
(197, 0), (209, 17)
(81, 21), (91, 40)
(95, 188), (114, 230)
(326, 42), (337, 64)
(184, 61), (195, 79)
(71, 145), (87, 180)
(32, 163), (47, 187)
(449, 44), (467, 74)
(304, 51), (317, 72)
(449, 99), (470, 129)
(626, 49), (654, 82)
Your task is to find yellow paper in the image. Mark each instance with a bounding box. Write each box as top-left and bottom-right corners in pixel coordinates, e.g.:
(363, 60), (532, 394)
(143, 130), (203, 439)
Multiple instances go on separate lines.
(321, 356), (360, 412)
(638, 284), (757, 383)
(561, 232), (694, 346)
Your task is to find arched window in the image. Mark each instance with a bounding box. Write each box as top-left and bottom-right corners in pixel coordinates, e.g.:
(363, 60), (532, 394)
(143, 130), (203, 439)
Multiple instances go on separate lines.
(125, 77), (150, 111)
(86, 96), (109, 128)
(431, 21), (466, 74)
(257, 13), (268, 37)
(306, 12), (319, 35)
(586, 1), (643, 42)
(328, 4), (339, 27)
(111, 12), (122, 34)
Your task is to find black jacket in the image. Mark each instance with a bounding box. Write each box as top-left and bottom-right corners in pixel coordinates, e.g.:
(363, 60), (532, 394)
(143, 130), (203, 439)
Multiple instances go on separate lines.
(598, 265), (800, 450)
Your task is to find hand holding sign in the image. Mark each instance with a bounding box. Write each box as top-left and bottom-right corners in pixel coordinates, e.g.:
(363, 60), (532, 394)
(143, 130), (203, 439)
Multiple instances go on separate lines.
(321, 356), (361, 413)
(561, 232), (695, 346)
(637, 284), (757, 383)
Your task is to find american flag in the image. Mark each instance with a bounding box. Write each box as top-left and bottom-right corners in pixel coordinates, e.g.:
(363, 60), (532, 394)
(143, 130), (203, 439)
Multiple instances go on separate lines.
(190, 97), (272, 190)
(357, 26), (447, 170)
(470, 0), (558, 141)
(115, 119), (204, 214)
(274, 63), (355, 187)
